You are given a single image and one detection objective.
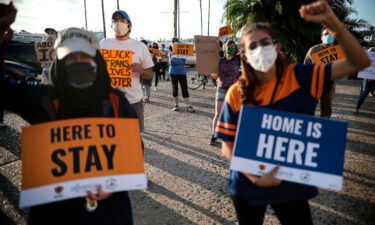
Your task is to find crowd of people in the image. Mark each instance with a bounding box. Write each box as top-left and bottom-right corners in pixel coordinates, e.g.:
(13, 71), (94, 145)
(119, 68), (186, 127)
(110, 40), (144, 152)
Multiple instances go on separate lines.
(0, 1), (373, 225)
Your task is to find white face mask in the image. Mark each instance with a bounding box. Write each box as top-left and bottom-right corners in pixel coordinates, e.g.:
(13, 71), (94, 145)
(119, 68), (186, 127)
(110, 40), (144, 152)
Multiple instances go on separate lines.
(246, 45), (277, 73)
(48, 34), (57, 41)
(113, 22), (129, 37)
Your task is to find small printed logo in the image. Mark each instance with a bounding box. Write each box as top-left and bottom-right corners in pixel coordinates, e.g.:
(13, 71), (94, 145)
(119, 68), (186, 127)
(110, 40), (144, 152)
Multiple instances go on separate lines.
(300, 172), (311, 182)
(54, 186), (63, 194)
(258, 164), (266, 171)
(106, 178), (117, 190)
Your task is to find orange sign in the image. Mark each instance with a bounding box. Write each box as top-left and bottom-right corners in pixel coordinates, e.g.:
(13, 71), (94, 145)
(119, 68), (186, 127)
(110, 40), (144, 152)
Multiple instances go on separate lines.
(172, 43), (194, 56)
(310, 45), (346, 64)
(20, 118), (146, 208)
(218, 26), (233, 39)
(100, 49), (133, 88)
(150, 48), (162, 58)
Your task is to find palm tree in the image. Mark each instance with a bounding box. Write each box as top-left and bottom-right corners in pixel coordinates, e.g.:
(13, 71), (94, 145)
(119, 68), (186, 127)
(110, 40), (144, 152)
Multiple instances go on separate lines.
(223, 0), (368, 62)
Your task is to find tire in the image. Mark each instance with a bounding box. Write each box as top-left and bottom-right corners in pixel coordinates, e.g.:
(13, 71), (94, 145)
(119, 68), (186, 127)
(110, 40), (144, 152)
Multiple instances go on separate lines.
(187, 73), (203, 90)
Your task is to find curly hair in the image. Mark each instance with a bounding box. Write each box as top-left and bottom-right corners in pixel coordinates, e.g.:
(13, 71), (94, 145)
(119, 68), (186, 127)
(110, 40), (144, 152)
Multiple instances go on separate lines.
(238, 23), (286, 105)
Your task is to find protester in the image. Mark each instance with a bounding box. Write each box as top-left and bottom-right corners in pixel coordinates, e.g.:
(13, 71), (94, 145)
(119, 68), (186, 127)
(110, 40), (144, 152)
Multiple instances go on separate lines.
(353, 42), (375, 115)
(210, 40), (240, 145)
(140, 39), (152, 102)
(152, 42), (162, 91)
(41, 27), (58, 85)
(304, 27), (337, 118)
(169, 38), (195, 112)
(99, 10), (153, 132)
(0, 27), (138, 225)
(215, 1), (370, 224)
(160, 43), (169, 80)
(0, 1), (16, 128)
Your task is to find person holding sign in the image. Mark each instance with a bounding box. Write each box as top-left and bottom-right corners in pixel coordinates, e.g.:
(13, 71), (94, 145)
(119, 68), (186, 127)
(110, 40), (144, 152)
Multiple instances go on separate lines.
(100, 10), (154, 132)
(215, 1), (370, 224)
(353, 43), (375, 115)
(0, 27), (138, 225)
(169, 38), (195, 112)
(40, 27), (58, 85)
(210, 40), (240, 145)
(304, 27), (339, 118)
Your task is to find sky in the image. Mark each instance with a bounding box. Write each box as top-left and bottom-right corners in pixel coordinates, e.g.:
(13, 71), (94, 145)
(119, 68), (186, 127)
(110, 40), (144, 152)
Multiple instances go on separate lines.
(2, 0), (375, 41)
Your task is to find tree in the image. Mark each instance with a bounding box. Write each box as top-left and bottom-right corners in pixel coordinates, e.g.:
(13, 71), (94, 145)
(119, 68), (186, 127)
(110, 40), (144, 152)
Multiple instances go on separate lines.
(223, 0), (368, 62)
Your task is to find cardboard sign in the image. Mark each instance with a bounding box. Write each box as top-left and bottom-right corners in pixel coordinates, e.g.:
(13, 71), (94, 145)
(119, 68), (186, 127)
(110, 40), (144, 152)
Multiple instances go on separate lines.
(218, 26), (233, 39)
(310, 45), (346, 64)
(34, 41), (55, 64)
(100, 49), (133, 88)
(194, 35), (220, 75)
(358, 51), (375, 79)
(20, 118), (146, 208)
(172, 43), (194, 57)
(231, 106), (348, 191)
(150, 48), (162, 59)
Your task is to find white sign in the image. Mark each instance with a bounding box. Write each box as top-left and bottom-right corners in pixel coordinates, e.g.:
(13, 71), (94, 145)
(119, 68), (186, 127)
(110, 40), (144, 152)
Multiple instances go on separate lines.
(358, 51), (375, 79)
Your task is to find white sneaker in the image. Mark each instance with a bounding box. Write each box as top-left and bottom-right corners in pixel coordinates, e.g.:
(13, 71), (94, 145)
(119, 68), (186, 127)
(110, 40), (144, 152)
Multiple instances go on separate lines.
(154, 87), (158, 91)
(0, 121), (6, 128)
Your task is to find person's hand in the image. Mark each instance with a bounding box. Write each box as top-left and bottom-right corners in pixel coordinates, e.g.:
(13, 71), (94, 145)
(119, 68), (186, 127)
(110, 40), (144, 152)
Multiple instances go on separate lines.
(299, 1), (344, 35)
(243, 165), (282, 187)
(130, 63), (143, 74)
(211, 73), (219, 79)
(86, 184), (112, 201)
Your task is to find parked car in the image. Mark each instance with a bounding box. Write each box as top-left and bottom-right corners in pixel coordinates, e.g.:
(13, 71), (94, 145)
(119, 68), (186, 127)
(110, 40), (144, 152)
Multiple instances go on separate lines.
(5, 60), (38, 81)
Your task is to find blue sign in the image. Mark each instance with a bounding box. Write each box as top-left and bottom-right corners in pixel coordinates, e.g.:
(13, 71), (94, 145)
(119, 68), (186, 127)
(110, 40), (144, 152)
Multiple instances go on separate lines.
(230, 106), (348, 190)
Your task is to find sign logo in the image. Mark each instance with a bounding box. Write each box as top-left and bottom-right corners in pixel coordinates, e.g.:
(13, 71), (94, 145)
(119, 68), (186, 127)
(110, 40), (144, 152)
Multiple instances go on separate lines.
(106, 178), (117, 190)
(54, 185), (63, 194)
(258, 164), (266, 171)
(300, 172), (311, 182)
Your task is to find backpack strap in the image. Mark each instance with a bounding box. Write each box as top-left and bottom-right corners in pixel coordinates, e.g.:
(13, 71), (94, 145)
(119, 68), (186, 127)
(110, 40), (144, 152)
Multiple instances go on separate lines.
(109, 92), (120, 118)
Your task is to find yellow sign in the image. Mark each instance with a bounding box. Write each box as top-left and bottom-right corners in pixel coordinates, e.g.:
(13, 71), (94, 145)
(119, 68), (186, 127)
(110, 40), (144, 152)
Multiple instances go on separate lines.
(20, 118), (146, 208)
(150, 48), (162, 58)
(172, 43), (194, 56)
(218, 26), (233, 39)
(310, 45), (346, 64)
(100, 49), (133, 88)
(34, 41), (55, 64)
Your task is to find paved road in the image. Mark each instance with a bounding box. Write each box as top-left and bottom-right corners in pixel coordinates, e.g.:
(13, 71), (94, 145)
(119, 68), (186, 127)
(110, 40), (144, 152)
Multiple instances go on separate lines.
(0, 75), (374, 225)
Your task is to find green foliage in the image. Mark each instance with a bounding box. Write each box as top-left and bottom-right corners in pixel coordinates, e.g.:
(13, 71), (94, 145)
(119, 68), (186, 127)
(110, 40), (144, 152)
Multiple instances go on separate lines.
(223, 0), (368, 62)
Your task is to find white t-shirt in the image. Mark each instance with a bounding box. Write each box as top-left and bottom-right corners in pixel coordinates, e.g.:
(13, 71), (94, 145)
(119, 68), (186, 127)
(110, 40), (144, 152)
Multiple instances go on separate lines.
(99, 38), (154, 104)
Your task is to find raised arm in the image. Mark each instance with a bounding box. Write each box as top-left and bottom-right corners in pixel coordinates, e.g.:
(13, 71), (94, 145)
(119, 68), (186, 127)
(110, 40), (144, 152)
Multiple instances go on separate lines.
(299, 1), (371, 80)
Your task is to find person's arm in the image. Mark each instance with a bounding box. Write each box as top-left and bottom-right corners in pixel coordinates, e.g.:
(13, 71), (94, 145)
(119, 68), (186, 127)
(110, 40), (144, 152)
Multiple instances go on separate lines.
(299, 1), (371, 81)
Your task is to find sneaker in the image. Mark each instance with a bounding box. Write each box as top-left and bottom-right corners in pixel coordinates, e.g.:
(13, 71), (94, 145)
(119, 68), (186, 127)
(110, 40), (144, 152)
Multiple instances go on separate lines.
(187, 105), (195, 113)
(154, 87), (158, 91)
(353, 109), (359, 115)
(173, 105), (179, 111)
(0, 121), (6, 128)
(209, 135), (217, 145)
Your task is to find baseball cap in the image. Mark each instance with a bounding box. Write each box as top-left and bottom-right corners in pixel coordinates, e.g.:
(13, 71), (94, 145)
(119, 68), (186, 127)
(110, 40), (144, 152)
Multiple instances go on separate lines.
(112, 10), (131, 23)
(54, 27), (99, 60)
(44, 28), (57, 33)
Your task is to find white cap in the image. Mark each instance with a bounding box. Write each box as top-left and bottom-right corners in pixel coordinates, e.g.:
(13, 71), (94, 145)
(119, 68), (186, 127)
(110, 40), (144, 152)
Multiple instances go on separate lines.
(55, 27), (99, 60)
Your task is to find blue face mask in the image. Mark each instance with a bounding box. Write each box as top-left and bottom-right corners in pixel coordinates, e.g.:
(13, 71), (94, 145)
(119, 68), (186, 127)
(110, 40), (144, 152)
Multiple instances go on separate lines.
(322, 34), (334, 44)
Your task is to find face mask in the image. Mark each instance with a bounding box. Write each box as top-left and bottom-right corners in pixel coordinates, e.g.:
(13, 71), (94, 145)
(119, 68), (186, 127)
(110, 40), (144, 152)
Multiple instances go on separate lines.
(322, 34), (334, 44)
(113, 22), (129, 36)
(65, 62), (97, 89)
(246, 45), (277, 73)
(226, 47), (235, 56)
(48, 34), (57, 41)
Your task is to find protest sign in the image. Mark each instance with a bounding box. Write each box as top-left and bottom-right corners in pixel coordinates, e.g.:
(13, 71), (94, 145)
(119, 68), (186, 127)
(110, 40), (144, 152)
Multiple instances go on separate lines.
(310, 45), (346, 64)
(194, 35), (220, 75)
(218, 26), (233, 40)
(358, 51), (375, 79)
(20, 118), (146, 208)
(100, 49), (133, 88)
(172, 43), (194, 58)
(231, 106), (348, 191)
(34, 41), (55, 64)
(150, 48), (162, 59)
